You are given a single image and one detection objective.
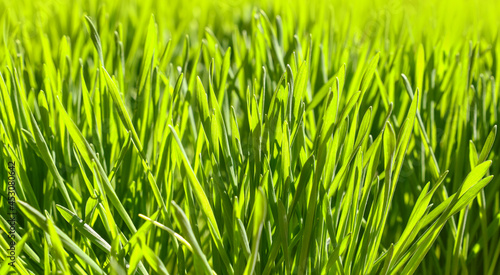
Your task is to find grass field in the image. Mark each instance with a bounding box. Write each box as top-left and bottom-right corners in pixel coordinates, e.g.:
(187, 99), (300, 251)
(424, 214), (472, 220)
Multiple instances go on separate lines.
(1, 0), (500, 274)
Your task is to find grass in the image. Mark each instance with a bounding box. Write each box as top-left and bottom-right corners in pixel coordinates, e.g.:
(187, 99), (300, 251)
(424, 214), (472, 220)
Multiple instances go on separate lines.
(1, 0), (500, 274)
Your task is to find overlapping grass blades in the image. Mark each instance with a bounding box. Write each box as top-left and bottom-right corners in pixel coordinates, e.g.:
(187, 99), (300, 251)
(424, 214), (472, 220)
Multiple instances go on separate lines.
(1, 0), (500, 274)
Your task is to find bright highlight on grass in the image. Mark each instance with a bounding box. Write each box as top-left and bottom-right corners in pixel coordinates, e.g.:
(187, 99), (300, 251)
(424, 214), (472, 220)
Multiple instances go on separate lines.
(1, 0), (499, 274)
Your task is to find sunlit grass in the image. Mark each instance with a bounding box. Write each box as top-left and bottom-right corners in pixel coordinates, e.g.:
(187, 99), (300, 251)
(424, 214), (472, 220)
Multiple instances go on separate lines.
(0, 0), (499, 274)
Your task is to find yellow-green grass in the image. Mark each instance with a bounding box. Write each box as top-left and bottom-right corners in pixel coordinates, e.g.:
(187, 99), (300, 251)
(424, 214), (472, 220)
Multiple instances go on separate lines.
(0, 0), (499, 274)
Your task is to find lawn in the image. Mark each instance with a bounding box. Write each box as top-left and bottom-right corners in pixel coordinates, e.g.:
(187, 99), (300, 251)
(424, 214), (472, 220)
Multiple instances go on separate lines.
(0, 0), (499, 274)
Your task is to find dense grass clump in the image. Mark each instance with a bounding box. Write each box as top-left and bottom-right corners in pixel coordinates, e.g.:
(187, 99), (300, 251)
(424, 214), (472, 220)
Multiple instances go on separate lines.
(1, 0), (500, 274)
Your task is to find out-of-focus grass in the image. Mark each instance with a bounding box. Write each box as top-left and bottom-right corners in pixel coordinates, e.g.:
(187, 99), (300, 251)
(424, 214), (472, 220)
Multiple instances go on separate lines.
(0, 0), (499, 274)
